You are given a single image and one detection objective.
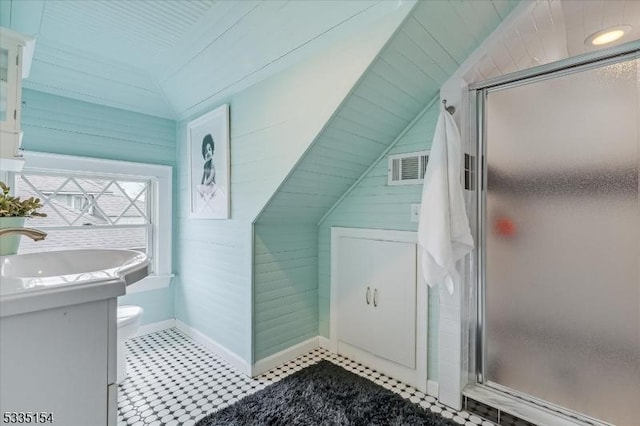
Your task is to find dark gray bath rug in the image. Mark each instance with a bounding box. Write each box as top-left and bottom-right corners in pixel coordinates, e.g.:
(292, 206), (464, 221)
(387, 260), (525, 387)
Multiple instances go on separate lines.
(196, 360), (457, 426)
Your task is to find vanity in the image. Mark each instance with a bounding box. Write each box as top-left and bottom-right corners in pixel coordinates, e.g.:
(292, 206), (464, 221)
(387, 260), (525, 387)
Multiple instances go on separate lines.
(0, 249), (149, 426)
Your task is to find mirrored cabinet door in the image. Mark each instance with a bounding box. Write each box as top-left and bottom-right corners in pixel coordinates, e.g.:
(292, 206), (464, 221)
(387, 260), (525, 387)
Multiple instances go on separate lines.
(0, 47), (9, 123)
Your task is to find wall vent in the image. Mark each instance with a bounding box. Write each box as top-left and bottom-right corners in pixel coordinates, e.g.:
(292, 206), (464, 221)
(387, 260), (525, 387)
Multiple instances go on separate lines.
(388, 150), (429, 185)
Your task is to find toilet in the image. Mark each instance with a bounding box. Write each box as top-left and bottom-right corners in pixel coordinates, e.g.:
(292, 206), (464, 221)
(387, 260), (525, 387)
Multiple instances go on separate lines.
(116, 305), (144, 383)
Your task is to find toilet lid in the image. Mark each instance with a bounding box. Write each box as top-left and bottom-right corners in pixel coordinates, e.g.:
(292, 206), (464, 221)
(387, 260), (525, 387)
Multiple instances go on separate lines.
(117, 305), (144, 327)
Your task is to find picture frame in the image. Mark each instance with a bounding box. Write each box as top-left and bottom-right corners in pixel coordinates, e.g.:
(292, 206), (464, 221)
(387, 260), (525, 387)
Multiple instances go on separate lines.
(187, 104), (230, 219)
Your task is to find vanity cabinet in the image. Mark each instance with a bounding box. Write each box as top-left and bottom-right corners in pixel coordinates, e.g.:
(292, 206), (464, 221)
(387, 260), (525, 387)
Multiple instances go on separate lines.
(331, 227), (427, 392)
(0, 249), (147, 425)
(0, 27), (34, 172)
(0, 298), (118, 426)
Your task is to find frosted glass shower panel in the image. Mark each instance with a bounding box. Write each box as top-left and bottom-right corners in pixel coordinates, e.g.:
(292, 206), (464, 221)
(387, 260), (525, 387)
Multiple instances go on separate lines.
(484, 58), (640, 426)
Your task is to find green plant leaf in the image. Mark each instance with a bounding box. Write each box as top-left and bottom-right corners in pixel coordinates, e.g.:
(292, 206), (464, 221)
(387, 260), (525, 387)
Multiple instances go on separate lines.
(0, 181), (47, 218)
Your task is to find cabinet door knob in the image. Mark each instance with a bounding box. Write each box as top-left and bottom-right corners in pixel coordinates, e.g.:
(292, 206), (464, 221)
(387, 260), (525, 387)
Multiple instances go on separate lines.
(366, 286), (371, 305)
(373, 288), (378, 307)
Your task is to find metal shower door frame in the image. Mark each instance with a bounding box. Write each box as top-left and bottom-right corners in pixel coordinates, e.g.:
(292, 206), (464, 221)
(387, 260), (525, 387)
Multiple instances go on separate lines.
(468, 42), (640, 422)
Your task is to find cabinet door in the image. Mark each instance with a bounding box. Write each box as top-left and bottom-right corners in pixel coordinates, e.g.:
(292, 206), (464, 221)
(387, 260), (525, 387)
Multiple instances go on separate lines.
(368, 239), (416, 368)
(336, 237), (376, 353)
(0, 46), (9, 124)
(0, 40), (21, 159)
(0, 42), (18, 131)
(0, 300), (109, 426)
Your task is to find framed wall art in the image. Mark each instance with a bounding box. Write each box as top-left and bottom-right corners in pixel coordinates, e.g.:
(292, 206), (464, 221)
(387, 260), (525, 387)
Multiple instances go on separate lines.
(187, 104), (230, 219)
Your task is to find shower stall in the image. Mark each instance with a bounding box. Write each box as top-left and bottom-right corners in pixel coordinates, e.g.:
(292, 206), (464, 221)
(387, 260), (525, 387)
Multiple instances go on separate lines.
(469, 49), (640, 426)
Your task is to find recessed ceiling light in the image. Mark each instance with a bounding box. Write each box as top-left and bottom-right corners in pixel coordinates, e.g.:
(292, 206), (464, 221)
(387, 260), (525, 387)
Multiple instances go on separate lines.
(585, 25), (631, 46)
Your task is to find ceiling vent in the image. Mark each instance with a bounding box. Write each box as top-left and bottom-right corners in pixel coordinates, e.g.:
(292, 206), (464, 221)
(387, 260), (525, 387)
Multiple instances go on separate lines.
(388, 150), (429, 186)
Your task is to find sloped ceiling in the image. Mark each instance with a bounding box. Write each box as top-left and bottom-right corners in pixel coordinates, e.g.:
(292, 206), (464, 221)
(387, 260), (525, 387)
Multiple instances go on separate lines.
(256, 0), (640, 225)
(1, 0), (403, 119)
(255, 0), (519, 225)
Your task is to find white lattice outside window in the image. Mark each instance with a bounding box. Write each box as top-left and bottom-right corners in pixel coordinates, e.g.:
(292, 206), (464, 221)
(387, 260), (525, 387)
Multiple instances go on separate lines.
(16, 173), (152, 254)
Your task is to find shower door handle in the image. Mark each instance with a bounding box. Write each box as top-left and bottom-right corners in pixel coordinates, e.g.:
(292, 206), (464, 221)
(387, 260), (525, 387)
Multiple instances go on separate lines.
(365, 286), (371, 305)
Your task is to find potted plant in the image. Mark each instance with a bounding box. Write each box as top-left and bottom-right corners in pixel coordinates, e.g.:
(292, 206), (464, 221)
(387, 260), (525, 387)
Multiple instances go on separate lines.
(0, 181), (47, 255)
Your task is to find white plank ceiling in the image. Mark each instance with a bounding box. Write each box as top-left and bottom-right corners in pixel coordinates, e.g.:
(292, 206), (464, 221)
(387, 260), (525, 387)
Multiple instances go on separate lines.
(3, 1), (639, 118)
(2, 0), (395, 118)
(463, 0), (640, 83)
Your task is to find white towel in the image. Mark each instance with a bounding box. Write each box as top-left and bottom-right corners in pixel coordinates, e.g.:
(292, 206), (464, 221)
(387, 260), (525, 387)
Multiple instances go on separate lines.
(417, 104), (474, 296)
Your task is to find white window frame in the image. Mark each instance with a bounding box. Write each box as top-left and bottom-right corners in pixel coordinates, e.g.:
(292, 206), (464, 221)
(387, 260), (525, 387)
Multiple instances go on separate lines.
(18, 151), (173, 293)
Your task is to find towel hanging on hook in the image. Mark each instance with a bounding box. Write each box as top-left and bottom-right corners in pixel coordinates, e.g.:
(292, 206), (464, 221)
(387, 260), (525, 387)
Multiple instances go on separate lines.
(417, 103), (473, 296)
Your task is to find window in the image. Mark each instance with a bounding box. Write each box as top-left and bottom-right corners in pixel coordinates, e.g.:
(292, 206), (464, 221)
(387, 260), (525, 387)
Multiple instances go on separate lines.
(10, 151), (173, 293)
(16, 174), (151, 254)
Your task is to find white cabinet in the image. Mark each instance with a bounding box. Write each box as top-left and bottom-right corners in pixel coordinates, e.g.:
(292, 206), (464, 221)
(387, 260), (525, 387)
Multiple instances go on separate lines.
(0, 27), (34, 172)
(337, 237), (416, 368)
(0, 298), (118, 426)
(331, 227), (427, 392)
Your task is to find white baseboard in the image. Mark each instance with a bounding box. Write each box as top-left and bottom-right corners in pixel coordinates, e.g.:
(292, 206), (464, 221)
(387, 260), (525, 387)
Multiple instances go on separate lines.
(175, 320), (251, 376)
(138, 323), (439, 399)
(318, 336), (331, 350)
(427, 380), (439, 398)
(134, 319), (175, 337)
(252, 337), (319, 377)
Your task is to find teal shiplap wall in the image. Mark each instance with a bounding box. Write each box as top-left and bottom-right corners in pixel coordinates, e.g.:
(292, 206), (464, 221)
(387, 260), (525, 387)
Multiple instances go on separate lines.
(257, 0), (517, 224)
(250, 5), (420, 362)
(254, 224), (318, 361)
(174, 10), (408, 365)
(20, 89), (177, 325)
(255, 0), (516, 365)
(21, 89), (176, 165)
(318, 102), (440, 378)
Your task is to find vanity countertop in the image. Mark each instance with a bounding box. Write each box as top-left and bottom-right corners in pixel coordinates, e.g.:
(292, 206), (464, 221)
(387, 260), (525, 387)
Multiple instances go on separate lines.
(0, 249), (149, 317)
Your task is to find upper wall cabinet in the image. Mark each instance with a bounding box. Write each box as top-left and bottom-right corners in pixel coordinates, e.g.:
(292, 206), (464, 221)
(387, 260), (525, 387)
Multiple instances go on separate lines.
(0, 27), (34, 172)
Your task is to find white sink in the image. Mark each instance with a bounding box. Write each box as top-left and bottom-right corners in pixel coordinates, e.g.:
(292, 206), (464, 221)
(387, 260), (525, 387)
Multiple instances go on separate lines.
(0, 249), (149, 298)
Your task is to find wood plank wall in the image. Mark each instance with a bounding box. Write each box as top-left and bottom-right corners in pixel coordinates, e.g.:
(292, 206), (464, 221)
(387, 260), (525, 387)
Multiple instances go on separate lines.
(253, 0), (516, 364)
(173, 14), (403, 363)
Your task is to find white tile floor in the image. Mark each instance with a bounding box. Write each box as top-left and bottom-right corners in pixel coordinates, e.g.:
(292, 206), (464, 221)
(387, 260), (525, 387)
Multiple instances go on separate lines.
(117, 328), (496, 426)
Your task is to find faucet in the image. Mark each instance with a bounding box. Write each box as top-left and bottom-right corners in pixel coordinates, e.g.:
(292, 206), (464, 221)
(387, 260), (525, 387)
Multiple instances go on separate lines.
(0, 227), (47, 241)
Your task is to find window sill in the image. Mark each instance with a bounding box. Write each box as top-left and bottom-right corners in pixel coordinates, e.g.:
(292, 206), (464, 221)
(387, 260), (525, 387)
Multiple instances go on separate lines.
(126, 274), (173, 294)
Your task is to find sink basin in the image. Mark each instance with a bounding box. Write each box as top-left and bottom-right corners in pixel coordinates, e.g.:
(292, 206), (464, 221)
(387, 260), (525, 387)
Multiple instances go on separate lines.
(0, 249), (149, 298)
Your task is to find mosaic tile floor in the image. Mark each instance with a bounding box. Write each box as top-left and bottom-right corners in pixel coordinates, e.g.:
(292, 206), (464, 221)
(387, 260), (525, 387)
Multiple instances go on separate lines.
(117, 328), (496, 426)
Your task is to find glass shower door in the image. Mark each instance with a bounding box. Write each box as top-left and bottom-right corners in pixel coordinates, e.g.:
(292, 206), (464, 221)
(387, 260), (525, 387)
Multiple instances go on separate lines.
(483, 56), (640, 426)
